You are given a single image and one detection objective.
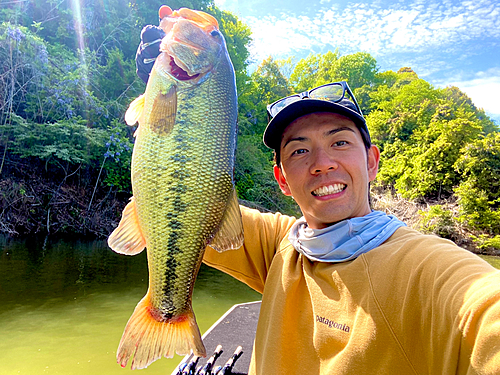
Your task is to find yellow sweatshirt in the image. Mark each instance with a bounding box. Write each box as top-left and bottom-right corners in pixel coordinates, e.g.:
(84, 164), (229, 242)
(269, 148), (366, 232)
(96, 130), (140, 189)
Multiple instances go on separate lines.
(203, 206), (500, 375)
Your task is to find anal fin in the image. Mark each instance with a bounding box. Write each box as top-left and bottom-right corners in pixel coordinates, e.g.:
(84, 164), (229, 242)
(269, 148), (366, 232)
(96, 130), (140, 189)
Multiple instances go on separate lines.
(108, 197), (146, 255)
(209, 188), (244, 252)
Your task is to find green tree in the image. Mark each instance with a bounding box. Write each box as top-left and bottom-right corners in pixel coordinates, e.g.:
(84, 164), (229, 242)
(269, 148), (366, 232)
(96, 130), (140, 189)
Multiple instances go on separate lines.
(239, 56), (292, 135)
(329, 52), (378, 89)
(289, 51), (340, 93)
(454, 132), (500, 233)
(368, 72), (496, 200)
(289, 51), (379, 112)
(93, 47), (144, 121)
(235, 135), (299, 215)
(390, 112), (483, 199)
(0, 23), (48, 123)
(207, 7), (251, 94)
(232, 57), (300, 215)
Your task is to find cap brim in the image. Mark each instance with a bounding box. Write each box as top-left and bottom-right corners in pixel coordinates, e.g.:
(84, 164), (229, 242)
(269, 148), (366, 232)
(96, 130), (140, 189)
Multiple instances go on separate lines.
(263, 99), (367, 150)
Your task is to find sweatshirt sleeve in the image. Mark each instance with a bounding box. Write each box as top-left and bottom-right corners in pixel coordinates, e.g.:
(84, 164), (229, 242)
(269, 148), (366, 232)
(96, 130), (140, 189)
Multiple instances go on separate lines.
(203, 205), (296, 294)
(457, 269), (500, 374)
(365, 229), (500, 374)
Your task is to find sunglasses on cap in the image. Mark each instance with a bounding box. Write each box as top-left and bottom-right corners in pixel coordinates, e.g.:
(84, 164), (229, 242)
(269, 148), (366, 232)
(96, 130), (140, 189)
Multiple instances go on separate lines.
(266, 81), (363, 121)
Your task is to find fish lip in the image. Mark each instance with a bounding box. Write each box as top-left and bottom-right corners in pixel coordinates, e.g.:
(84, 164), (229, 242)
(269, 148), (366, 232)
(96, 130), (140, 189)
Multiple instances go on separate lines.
(311, 183), (347, 197)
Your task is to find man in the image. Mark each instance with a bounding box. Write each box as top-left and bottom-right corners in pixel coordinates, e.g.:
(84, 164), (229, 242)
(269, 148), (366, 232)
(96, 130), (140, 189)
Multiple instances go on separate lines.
(136, 26), (500, 374)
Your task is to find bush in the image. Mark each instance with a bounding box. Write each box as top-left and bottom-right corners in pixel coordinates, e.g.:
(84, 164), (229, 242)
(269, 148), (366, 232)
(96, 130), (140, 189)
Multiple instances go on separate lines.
(471, 234), (500, 252)
(0, 22), (48, 121)
(2, 114), (107, 165)
(454, 181), (500, 234)
(418, 205), (457, 239)
(1, 114), (133, 191)
(235, 134), (299, 216)
(100, 122), (133, 192)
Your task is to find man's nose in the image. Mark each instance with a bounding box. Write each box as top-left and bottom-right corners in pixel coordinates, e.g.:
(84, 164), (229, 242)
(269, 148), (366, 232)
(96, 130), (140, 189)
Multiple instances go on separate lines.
(310, 148), (338, 174)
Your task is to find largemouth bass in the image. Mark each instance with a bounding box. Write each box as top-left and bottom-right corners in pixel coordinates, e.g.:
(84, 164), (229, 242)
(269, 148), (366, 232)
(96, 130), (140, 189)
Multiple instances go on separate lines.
(108, 6), (243, 370)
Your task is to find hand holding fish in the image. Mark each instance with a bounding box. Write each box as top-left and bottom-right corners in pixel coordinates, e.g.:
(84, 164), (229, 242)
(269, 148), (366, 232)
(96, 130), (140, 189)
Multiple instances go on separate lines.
(135, 24), (165, 83)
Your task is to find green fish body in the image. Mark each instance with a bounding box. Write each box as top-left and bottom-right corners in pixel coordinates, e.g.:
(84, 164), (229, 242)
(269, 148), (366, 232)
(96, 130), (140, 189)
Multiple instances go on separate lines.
(108, 7), (243, 370)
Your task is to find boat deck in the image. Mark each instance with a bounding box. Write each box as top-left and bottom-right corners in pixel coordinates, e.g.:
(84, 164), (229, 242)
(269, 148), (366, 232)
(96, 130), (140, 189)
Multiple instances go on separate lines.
(172, 301), (261, 375)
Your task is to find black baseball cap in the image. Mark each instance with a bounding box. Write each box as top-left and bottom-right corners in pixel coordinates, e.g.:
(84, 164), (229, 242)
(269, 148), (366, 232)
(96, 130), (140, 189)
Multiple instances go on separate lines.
(263, 82), (371, 151)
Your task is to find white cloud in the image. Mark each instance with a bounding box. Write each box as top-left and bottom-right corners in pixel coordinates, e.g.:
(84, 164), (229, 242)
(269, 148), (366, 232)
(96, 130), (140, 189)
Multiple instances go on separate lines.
(242, 0), (500, 63)
(240, 0), (499, 125)
(442, 68), (500, 122)
(213, 0), (228, 10)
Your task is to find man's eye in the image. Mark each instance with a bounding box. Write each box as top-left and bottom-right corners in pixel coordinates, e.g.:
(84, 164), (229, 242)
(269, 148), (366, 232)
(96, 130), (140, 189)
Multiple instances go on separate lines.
(292, 149), (308, 156)
(333, 141), (348, 147)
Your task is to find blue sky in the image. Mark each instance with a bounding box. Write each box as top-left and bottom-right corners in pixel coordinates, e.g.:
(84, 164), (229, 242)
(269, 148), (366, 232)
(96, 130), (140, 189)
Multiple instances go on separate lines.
(214, 0), (500, 124)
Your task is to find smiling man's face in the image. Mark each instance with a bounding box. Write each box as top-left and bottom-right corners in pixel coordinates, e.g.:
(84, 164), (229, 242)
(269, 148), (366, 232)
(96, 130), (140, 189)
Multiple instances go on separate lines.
(273, 112), (380, 229)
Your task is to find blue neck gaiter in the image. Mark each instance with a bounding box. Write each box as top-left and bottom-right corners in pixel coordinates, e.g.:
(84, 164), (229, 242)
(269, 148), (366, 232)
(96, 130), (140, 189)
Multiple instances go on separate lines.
(288, 210), (406, 263)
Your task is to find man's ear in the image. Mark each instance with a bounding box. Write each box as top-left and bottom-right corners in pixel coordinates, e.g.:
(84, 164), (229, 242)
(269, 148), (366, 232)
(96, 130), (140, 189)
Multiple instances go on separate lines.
(367, 145), (380, 182)
(273, 165), (292, 196)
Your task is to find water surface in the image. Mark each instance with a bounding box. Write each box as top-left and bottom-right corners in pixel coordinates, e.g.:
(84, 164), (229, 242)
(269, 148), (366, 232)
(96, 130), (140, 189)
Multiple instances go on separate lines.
(0, 235), (261, 374)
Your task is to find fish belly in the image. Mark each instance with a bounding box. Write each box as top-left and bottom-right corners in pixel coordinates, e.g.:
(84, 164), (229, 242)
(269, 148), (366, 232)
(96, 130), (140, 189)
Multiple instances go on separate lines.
(133, 121), (233, 319)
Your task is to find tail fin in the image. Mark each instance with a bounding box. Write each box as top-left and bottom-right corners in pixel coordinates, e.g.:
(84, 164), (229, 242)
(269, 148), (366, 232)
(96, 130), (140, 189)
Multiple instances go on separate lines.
(117, 292), (206, 370)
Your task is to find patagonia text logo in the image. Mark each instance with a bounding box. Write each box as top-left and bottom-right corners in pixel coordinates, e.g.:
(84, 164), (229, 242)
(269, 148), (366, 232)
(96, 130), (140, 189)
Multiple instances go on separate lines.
(316, 315), (350, 333)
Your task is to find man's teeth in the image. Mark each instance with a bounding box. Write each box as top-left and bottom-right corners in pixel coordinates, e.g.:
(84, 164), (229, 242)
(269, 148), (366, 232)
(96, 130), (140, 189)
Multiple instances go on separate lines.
(313, 184), (345, 197)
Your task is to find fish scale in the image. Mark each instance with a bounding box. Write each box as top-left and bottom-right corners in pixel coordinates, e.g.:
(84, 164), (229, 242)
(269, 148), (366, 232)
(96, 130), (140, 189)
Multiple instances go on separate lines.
(108, 6), (243, 370)
(135, 112), (231, 315)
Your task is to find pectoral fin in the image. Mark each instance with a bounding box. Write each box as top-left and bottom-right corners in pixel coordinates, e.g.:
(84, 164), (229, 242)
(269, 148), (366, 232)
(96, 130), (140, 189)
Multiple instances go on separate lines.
(125, 94), (145, 126)
(108, 197), (146, 255)
(209, 188), (244, 252)
(150, 85), (177, 136)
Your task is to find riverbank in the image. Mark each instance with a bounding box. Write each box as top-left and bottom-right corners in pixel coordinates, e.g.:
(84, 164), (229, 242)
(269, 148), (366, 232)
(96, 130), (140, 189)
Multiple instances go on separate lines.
(1, 165), (499, 256)
(0, 160), (128, 238)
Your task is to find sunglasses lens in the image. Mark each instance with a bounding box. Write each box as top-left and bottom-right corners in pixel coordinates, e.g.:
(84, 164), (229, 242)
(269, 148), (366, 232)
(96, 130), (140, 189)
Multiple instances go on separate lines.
(268, 82), (360, 120)
(309, 83), (344, 102)
(269, 95), (301, 117)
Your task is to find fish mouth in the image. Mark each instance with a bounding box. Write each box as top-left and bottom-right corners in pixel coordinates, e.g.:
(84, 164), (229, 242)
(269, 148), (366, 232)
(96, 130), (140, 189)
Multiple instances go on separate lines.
(168, 56), (200, 81)
(312, 184), (346, 197)
(159, 10), (220, 82)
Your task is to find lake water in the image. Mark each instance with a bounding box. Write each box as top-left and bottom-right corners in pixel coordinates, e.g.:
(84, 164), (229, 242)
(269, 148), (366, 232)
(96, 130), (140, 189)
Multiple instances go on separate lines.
(0, 235), (261, 374)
